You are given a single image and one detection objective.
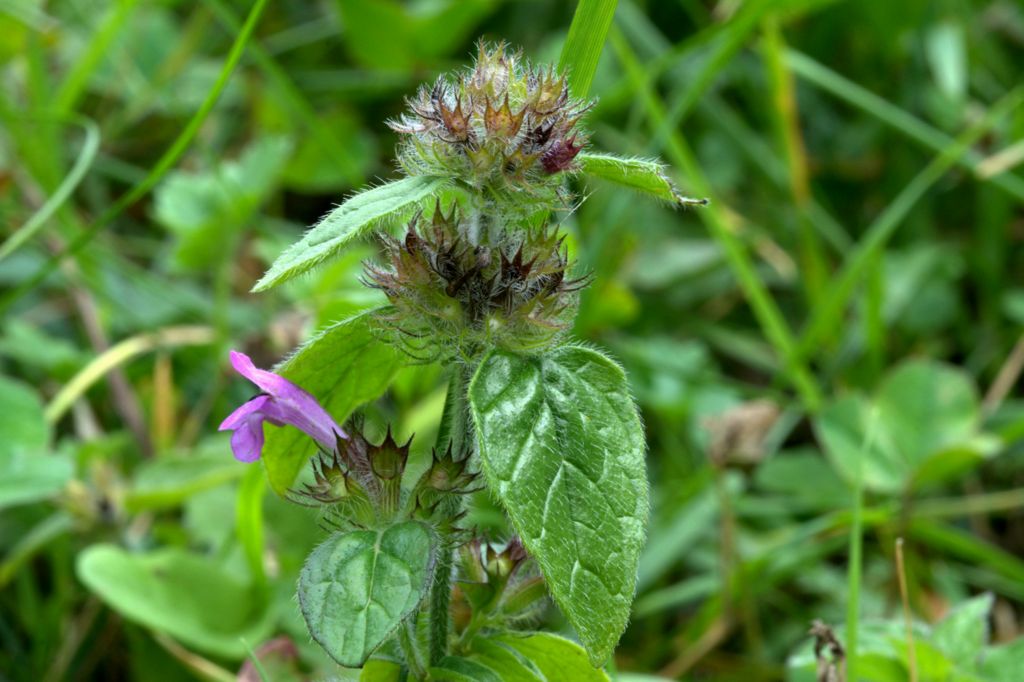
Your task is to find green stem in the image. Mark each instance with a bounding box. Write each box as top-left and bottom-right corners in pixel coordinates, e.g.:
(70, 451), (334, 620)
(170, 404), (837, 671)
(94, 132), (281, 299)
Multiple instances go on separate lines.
(427, 366), (473, 665)
(436, 367), (471, 458)
(846, 409), (880, 682)
(398, 619), (428, 679)
(846, 463), (863, 682)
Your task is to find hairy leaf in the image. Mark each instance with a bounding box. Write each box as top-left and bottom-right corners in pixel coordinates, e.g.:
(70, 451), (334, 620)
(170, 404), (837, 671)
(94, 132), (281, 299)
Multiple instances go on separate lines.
(469, 346), (647, 665)
(261, 309), (405, 496)
(577, 152), (704, 205)
(253, 175), (447, 290)
(298, 522), (436, 667)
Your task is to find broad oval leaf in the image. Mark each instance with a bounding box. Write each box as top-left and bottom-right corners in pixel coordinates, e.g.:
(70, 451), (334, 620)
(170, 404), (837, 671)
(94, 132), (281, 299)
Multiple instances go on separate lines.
(298, 522), (436, 668)
(577, 152), (705, 206)
(469, 346), (648, 665)
(261, 309), (406, 495)
(77, 544), (273, 659)
(253, 175), (448, 290)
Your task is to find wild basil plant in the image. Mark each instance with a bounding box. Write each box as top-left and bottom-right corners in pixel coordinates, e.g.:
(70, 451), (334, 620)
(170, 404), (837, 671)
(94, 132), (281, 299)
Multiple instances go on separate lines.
(222, 43), (703, 678)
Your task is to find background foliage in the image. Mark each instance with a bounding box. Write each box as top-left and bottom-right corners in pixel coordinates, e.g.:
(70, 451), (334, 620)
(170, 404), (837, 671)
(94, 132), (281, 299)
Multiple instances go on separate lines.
(2, 0), (1024, 679)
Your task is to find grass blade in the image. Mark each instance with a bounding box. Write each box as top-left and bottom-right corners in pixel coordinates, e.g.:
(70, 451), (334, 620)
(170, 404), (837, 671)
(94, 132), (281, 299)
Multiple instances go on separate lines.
(0, 114), (100, 262)
(797, 87), (1024, 357)
(786, 49), (1024, 203)
(559, 0), (618, 99)
(0, 0), (271, 316)
(609, 27), (823, 412)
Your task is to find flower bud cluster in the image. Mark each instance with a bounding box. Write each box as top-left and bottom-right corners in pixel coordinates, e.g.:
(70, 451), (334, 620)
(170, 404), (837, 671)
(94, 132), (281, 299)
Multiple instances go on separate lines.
(454, 537), (547, 633)
(293, 425), (479, 537)
(388, 42), (591, 221)
(366, 206), (587, 362)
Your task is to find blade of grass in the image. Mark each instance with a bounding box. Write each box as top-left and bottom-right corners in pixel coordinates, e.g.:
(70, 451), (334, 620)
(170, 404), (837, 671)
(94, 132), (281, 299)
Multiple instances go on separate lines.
(760, 17), (827, 308)
(44, 326), (215, 424)
(846, 408), (879, 682)
(910, 518), (1024, 584)
(0, 114), (99, 262)
(0, 0), (271, 316)
(53, 0), (141, 114)
(796, 87), (1024, 358)
(559, 0), (618, 99)
(236, 467), (267, 589)
(786, 49), (1024, 203)
(697, 95), (851, 252)
(895, 538), (918, 682)
(610, 26), (822, 412)
(204, 0), (362, 185)
(645, 0), (767, 154)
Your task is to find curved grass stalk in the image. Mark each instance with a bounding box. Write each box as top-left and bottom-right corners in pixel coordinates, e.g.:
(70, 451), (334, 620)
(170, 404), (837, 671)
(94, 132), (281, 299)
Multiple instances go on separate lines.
(0, 0), (271, 316)
(0, 113), (100, 262)
(45, 326), (215, 424)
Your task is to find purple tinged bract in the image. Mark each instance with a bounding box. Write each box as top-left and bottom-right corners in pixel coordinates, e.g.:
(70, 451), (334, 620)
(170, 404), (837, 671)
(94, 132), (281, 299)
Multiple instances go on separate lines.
(219, 350), (346, 463)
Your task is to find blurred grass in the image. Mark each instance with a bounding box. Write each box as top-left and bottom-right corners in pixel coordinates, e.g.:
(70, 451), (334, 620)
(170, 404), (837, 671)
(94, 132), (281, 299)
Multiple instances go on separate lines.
(3, 0), (1024, 680)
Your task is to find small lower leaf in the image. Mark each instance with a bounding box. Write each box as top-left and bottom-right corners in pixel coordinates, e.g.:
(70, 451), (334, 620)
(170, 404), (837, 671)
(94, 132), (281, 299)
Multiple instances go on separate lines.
(298, 522), (436, 668)
(577, 152), (705, 206)
(469, 346), (648, 665)
(493, 632), (610, 682)
(253, 175), (448, 290)
(429, 656), (503, 682)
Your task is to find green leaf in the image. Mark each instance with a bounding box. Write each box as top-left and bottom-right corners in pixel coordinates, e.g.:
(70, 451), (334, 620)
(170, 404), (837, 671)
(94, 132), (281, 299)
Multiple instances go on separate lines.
(335, 0), (495, 71)
(0, 375), (49, 458)
(469, 346), (647, 665)
(429, 657), (503, 682)
(931, 592), (993, 670)
(874, 360), (979, 468)
(126, 438), (243, 511)
(0, 376), (69, 510)
(980, 637), (1024, 681)
(493, 632), (610, 681)
(154, 136), (292, 271)
(298, 522), (436, 668)
(359, 659), (402, 682)
(814, 360), (982, 494)
(577, 152), (702, 205)
(77, 544), (273, 659)
(253, 175), (448, 291)
(558, 0), (618, 99)
(261, 309), (406, 496)
(466, 637), (542, 682)
(815, 394), (905, 494)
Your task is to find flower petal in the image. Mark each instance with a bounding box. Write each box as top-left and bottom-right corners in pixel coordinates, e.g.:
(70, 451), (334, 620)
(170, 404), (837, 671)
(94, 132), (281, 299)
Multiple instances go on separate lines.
(227, 350), (346, 450)
(219, 394), (272, 431)
(229, 416), (265, 463)
(229, 350), (295, 397)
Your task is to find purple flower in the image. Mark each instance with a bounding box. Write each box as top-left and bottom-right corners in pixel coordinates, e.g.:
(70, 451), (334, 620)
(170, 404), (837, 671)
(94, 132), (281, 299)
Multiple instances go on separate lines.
(219, 351), (346, 463)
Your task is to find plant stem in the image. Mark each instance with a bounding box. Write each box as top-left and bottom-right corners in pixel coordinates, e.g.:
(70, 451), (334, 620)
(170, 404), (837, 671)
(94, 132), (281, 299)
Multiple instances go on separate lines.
(845, 462), (863, 682)
(427, 366), (473, 665)
(846, 409), (879, 682)
(398, 619), (428, 679)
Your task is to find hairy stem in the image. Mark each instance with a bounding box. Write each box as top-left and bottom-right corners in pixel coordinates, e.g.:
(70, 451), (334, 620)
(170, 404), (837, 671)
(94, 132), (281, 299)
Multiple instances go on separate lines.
(427, 366), (473, 665)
